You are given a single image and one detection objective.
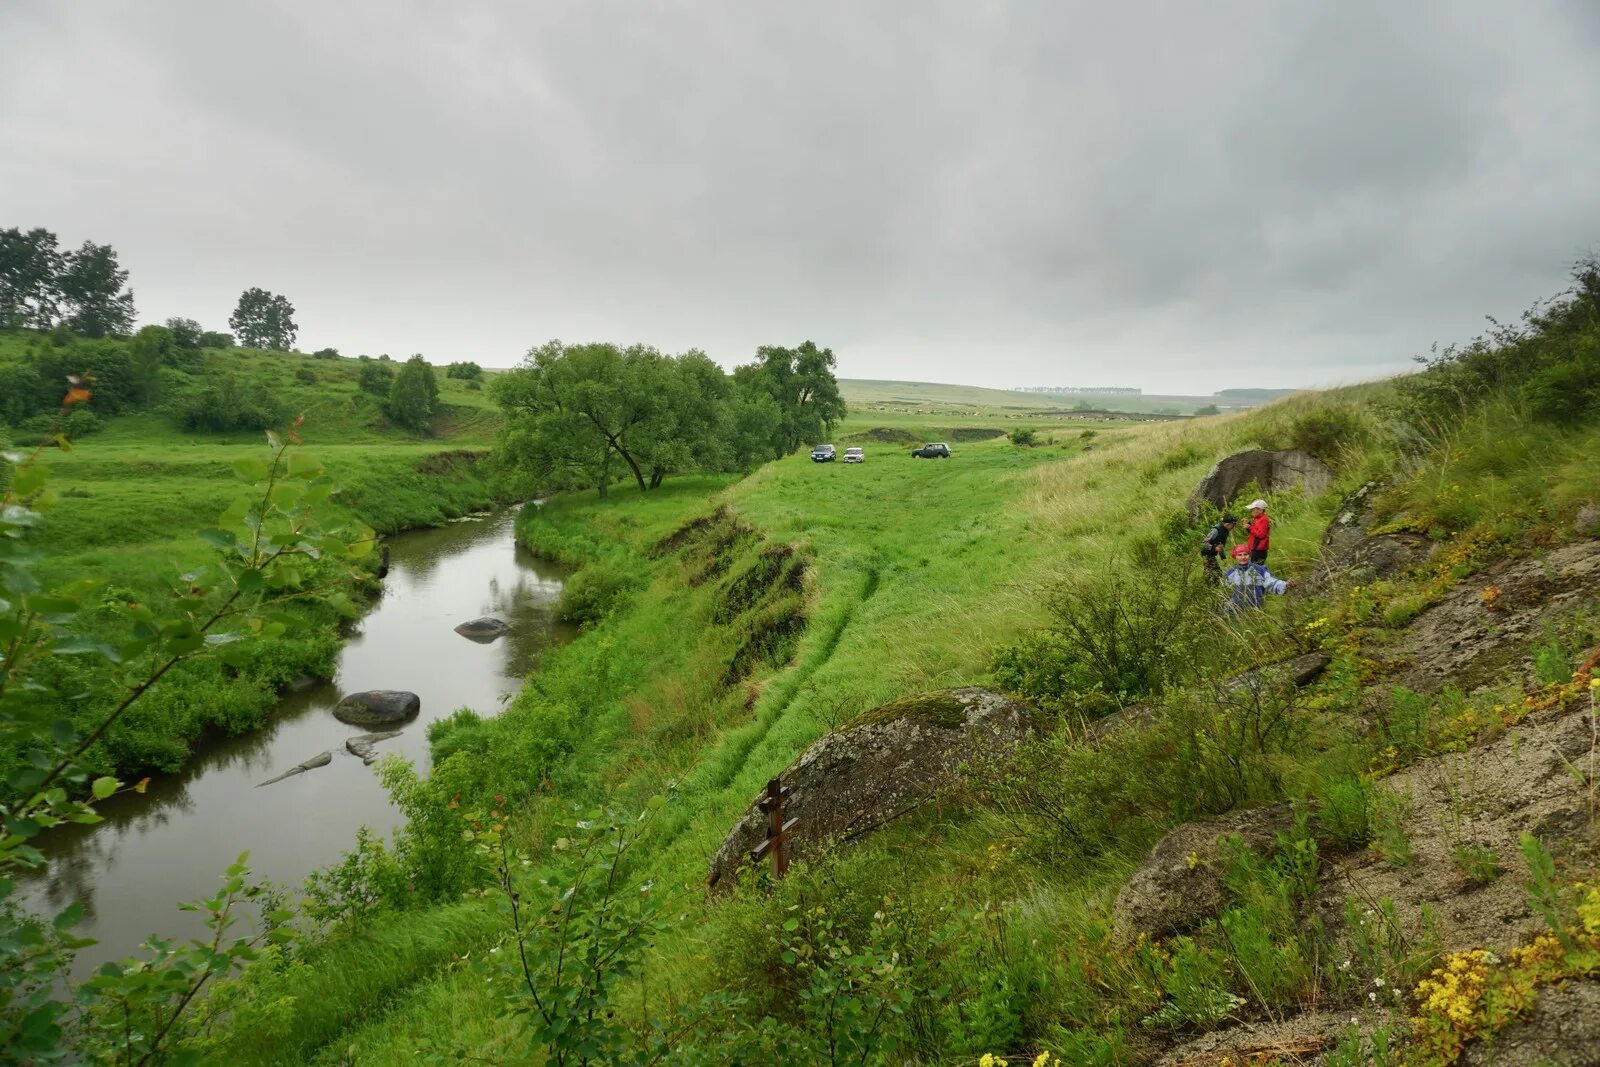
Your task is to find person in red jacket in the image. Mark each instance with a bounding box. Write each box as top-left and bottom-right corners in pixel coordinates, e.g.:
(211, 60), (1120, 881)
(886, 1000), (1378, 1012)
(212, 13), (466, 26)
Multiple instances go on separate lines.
(1244, 498), (1271, 564)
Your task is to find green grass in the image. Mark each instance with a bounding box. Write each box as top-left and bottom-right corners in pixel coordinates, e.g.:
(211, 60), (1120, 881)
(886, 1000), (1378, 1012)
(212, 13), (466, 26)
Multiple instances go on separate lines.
(840, 377), (1274, 417)
(4, 340), (513, 783)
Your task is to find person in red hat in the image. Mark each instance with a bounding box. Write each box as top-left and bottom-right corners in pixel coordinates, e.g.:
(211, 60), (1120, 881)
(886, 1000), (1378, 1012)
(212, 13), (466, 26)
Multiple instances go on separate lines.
(1244, 498), (1271, 564)
(1223, 543), (1287, 614)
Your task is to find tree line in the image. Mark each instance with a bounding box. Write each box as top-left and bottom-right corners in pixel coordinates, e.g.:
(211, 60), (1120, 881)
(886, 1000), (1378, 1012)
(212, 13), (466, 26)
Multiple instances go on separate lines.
(493, 340), (845, 496)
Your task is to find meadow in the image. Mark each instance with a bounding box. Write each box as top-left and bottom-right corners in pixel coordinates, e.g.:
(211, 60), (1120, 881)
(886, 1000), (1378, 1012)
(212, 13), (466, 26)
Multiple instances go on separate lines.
(3, 335), (512, 782)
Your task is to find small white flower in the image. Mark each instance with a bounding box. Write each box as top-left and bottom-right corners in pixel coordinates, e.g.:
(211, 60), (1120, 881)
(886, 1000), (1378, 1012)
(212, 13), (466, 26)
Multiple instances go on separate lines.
(1373, 977), (1385, 988)
(1338, 959), (1352, 971)
(1368, 992), (1378, 1002)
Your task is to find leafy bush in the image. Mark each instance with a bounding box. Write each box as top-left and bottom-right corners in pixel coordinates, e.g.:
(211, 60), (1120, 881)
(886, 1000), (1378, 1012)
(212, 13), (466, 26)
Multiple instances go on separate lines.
(293, 366), (317, 384)
(198, 330), (234, 348)
(1008, 427), (1036, 446)
(1315, 774), (1373, 850)
(445, 361), (483, 380)
(1289, 406), (1365, 464)
(311, 347), (340, 360)
(357, 359), (395, 396)
(555, 561), (633, 626)
(177, 376), (287, 432)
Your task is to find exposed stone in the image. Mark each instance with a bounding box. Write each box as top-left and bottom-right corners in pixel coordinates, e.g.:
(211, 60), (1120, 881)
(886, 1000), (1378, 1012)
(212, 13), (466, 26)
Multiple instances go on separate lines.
(1188, 449), (1333, 514)
(1110, 803), (1294, 948)
(707, 687), (1035, 892)
(256, 750), (332, 787)
(1461, 979), (1600, 1066)
(1576, 503), (1600, 539)
(346, 730), (403, 765)
(1316, 481), (1432, 585)
(333, 690), (421, 726)
(454, 616), (511, 642)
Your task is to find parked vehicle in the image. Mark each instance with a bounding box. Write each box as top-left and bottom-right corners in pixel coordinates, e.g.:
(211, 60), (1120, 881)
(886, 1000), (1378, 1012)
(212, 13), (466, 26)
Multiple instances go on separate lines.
(843, 447), (865, 463)
(810, 444), (836, 462)
(911, 442), (952, 459)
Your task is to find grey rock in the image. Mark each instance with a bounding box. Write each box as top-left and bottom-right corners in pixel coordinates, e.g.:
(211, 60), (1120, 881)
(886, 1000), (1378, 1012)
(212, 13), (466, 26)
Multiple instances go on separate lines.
(256, 750), (332, 787)
(454, 616), (511, 641)
(707, 687), (1035, 892)
(333, 690), (421, 726)
(346, 730), (403, 765)
(1576, 503), (1600, 538)
(1111, 803), (1294, 948)
(1188, 449), (1333, 515)
(1461, 979), (1600, 1065)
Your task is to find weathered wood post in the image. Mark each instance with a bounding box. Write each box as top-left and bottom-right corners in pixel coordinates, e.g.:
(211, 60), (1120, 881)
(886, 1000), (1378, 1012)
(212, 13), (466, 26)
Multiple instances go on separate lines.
(750, 777), (796, 878)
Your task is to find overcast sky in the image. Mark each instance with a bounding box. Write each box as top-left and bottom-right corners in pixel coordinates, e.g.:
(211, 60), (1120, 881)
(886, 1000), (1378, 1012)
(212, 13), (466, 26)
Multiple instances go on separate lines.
(4, 2), (1598, 394)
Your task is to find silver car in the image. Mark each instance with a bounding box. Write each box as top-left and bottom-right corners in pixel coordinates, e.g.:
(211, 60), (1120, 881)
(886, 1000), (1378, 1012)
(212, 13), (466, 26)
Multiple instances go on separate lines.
(843, 447), (865, 463)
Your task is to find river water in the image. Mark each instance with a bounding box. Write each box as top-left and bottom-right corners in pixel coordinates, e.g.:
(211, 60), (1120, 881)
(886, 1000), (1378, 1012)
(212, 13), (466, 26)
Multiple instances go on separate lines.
(16, 509), (573, 974)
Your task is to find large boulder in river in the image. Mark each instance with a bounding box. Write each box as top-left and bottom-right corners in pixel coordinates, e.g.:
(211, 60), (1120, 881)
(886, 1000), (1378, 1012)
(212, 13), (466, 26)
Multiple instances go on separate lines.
(333, 690), (420, 726)
(707, 687), (1035, 892)
(454, 616), (511, 642)
(1188, 449), (1332, 514)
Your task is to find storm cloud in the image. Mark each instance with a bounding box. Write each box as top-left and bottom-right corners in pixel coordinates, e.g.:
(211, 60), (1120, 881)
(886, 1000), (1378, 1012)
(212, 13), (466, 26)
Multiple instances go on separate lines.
(3, 1), (1597, 392)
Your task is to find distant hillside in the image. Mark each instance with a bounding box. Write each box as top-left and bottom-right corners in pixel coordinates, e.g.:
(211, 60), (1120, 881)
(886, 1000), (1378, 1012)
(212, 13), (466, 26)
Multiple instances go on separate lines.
(840, 377), (1295, 416)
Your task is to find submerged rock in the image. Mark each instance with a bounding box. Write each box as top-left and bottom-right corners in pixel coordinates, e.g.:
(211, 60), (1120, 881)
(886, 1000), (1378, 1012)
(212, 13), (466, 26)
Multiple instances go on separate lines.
(454, 616), (511, 642)
(346, 730), (403, 765)
(256, 750), (333, 788)
(707, 687), (1035, 892)
(333, 690), (420, 726)
(1188, 448), (1333, 514)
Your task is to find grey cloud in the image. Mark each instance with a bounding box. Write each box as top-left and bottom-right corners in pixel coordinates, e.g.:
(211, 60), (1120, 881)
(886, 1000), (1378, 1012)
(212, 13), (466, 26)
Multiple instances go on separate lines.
(2, 0), (1598, 393)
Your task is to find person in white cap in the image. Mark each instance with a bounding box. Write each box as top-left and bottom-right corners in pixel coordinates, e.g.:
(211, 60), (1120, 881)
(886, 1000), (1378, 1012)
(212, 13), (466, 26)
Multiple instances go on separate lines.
(1244, 498), (1271, 564)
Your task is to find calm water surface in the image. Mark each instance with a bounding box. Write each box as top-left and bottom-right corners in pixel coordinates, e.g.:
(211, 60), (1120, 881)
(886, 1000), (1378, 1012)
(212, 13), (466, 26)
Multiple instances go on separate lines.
(17, 509), (572, 973)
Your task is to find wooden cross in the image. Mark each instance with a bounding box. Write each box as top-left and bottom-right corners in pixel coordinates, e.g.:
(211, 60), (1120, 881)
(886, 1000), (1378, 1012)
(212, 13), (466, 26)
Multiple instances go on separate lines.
(749, 777), (796, 878)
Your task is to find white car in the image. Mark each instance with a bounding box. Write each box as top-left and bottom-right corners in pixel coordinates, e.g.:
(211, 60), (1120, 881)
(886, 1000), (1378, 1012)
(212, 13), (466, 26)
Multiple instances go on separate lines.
(843, 447), (865, 463)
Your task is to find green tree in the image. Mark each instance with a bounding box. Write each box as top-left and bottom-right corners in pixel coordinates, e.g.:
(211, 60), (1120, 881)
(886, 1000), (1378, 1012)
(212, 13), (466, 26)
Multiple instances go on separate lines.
(198, 330), (234, 349)
(357, 358), (395, 396)
(733, 340), (845, 459)
(164, 317), (203, 350)
(445, 360), (483, 380)
(383, 354), (438, 433)
(127, 324), (175, 403)
(228, 287), (297, 350)
(57, 242), (135, 338)
(0, 227), (64, 330)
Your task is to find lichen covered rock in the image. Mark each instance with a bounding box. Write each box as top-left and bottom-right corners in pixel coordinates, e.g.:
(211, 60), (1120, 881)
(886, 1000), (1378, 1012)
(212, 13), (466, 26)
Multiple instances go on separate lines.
(1188, 449), (1333, 514)
(707, 687), (1034, 891)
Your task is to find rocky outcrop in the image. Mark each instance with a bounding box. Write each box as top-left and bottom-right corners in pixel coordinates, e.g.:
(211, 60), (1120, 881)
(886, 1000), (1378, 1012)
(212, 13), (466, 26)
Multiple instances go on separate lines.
(333, 690), (420, 726)
(1462, 979), (1600, 1066)
(256, 750), (332, 787)
(454, 616), (511, 642)
(1111, 803), (1294, 948)
(346, 730), (402, 765)
(1391, 540), (1600, 694)
(1188, 449), (1333, 514)
(1318, 481), (1431, 584)
(707, 687), (1035, 891)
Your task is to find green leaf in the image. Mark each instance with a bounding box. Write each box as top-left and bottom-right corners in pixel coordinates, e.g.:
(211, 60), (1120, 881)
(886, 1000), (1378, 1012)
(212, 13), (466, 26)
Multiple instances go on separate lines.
(287, 452), (324, 477)
(52, 901), (83, 930)
(233, 457), (269, 483)
(91, 776), (119, 800)
(197, 529), (236, 551)
(11, 466), (46, 497)
(55, 434), (74, 452)
(265, 430), (282, 450)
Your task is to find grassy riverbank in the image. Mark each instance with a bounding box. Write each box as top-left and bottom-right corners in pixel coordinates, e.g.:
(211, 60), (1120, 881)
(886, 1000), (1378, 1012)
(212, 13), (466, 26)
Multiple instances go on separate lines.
(4, 339), (511, 784)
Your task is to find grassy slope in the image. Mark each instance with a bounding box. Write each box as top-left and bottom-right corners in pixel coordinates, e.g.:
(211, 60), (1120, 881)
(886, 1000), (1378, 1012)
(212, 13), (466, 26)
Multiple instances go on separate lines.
(3, 336), (510, 778)
(841, 377), (1271, 416)
(207, 394), (1383, 1063)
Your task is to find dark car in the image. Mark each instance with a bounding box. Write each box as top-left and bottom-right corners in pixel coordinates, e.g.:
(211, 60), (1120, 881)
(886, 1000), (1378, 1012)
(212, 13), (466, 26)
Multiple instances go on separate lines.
(911, 442), (952, 459)
(810, 444), (836, 462)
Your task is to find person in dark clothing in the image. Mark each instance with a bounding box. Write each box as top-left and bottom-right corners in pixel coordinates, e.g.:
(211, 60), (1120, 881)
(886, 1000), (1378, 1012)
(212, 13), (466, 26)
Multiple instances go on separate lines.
(1199, 514), (1238, 576)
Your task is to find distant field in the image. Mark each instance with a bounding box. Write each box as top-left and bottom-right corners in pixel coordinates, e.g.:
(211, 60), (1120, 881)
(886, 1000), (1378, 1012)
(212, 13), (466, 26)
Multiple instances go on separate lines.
(840, 377), (1291, 416)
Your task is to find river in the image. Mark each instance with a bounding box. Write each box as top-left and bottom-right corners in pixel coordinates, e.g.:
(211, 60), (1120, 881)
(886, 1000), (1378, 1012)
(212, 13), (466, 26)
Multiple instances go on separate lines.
(16, 508), (573, 974)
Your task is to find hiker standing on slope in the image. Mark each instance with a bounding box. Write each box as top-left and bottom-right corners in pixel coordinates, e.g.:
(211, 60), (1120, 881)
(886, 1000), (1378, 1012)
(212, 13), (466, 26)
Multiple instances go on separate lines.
(1223, 543), (1288, 614)
(1199, 513), (1238, 577)
(1244, 498), (1271, 564)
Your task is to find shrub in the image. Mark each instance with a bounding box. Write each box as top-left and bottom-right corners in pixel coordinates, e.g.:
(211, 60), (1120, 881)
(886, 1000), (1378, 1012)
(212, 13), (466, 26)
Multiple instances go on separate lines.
(1007, 427), (1036, 446)
(198, 330), (234, 348)
(1315, 774), (1373, 850)
(293, 366), (317, 384)
(358, 359), (395, 396)
(1289, 406), (1365, 464)
(445, 361), (483, 380)
(61, 407), (101, 440)
(555, 561), (633, 626)
(311, 347), (340, 360)
(177, 376), (287, 432)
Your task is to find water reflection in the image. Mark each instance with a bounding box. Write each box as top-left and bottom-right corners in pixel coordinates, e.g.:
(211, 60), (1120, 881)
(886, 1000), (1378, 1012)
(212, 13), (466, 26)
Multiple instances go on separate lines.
(16, 509), (573, 972)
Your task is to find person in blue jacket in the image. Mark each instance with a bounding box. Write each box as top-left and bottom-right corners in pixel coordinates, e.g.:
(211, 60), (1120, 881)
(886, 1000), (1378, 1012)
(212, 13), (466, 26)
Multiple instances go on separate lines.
(1222, 543), (1288, 614)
